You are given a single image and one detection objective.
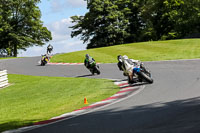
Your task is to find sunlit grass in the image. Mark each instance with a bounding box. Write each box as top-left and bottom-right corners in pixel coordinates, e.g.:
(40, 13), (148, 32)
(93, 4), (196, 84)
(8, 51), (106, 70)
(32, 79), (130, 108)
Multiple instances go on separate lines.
(0, 74), (119, 132)
(51, 39), (200, 63)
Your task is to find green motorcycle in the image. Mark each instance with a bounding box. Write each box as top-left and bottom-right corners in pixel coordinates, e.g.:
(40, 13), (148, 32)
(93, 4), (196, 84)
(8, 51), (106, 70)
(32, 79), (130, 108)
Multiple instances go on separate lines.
(86, 58), (100, 75)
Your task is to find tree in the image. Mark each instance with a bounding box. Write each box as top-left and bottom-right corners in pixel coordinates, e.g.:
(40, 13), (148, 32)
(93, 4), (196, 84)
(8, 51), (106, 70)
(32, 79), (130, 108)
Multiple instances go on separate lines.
(71, 0), (200, 49)
(141, 0), (200, 40)
(178, 0), (200, 38)
(71, 0), (130, 49)
(0, 0), (52, 57)
(116, 0), (147, 42)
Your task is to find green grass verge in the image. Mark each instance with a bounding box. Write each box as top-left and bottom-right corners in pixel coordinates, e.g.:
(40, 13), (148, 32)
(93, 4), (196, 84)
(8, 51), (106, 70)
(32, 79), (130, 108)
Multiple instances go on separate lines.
(50, 39), (200, 63)
(0, 57), (21, 60)
(0, 74), (119, 132)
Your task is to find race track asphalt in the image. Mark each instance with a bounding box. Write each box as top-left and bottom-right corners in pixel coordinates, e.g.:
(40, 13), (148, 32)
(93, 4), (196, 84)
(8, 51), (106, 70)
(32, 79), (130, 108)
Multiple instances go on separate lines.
(1, 57), (200, 133)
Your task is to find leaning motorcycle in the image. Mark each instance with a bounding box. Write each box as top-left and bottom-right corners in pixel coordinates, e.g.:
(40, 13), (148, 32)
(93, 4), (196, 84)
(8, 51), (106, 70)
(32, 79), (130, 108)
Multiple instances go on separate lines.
(86, 59), (100, 75)
(40, 55), (49, 66)
(129, 63), (153, 84)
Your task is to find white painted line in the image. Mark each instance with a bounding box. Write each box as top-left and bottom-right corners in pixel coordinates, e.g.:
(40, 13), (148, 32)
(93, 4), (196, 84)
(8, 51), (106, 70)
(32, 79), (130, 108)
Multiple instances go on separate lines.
(2, 125), (41, 133)
(119, 84), (130, 88)
(120, 86), (139, 91)
(90, 99), (115, 106)
(112, 91), (131, 97)
(51, 110), (85, 120)
(85, 85), (145, 114)
(114, 81), (128, 85)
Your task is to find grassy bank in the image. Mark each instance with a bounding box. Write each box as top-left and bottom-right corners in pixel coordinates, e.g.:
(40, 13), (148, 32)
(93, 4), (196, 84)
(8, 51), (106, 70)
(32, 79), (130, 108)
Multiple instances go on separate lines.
(0, 74), (119, 132)
(51, 39), (200, 63)
(0, 57), (20, 60)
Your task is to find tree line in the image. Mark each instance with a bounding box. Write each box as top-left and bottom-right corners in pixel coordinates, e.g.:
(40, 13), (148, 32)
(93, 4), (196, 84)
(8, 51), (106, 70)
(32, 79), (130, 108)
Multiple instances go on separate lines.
(0, 0), (199, 56)
(0, 0), (51, 57)
(71, 0), (200, 49)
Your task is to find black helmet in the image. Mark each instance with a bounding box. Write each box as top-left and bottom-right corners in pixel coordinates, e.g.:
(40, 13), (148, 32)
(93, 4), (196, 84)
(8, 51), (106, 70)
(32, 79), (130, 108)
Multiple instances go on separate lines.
(117, 55), (122, 62)
(86, 54), (89, 59)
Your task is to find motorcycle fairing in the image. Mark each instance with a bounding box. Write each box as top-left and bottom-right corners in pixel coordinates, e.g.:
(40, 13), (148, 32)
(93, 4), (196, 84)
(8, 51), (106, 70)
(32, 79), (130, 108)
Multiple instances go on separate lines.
(133, 67), (141, 73)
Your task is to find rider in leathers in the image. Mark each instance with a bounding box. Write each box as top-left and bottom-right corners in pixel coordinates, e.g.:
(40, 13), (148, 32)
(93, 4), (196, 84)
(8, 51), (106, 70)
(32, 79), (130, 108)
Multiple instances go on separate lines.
(117, 55), (141, 83)
(84, 54), (95, 69)
(47, 44), (53, 54)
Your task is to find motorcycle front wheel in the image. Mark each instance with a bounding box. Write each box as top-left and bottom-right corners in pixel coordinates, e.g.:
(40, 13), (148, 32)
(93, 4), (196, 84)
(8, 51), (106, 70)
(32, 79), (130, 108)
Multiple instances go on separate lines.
(95, 66), (100, 75)
(138, 71), (153, 84)
(41, 60), (44, 66)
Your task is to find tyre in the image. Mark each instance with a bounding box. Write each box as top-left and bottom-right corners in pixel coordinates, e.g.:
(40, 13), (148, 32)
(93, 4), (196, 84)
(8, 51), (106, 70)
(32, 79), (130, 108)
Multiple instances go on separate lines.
(41, 60), (47, 66)
(89, 69), (94, 75)
(41, 60), (44, 66)
(138, 72), (153, 84)
(95, 66), (100, 75)
(145, 71), (151, 77)
(138, 77), (143, 82)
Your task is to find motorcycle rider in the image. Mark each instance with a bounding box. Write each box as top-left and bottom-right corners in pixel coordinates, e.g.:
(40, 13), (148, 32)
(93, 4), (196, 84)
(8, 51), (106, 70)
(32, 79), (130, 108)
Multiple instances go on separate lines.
(43, 54), (51, 61)
(84, 54), (95, 69)
(47, 44), (53, 54)
(117, 55), (141, 83)
(117, 55), (125, 72)
(40, 54), (50, 66)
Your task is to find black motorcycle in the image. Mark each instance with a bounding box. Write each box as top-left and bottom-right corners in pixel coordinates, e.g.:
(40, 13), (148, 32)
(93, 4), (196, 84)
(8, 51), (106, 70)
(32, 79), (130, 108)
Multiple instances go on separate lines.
(40, 55), (49, 66)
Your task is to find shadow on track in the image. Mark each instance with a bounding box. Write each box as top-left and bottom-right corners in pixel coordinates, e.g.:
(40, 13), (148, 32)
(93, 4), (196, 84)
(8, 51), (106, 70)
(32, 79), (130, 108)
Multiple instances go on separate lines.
(83, 97), (200, 133)
(20, 97), (200, 133)
(76, 74), (94, 77)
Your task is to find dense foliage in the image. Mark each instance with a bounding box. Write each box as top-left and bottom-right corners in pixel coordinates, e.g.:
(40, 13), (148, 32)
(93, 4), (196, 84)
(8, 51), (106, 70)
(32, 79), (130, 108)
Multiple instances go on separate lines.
(0, 0), (52, 57)
(70, 0), (200, 49)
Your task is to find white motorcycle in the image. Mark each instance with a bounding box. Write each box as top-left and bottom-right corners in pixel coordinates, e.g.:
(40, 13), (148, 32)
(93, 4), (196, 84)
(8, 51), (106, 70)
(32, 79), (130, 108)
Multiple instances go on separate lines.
(120, 57), (153, 84)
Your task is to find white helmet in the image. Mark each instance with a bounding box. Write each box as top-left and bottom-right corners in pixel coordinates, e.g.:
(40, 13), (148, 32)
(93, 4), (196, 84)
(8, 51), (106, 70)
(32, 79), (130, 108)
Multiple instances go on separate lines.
(123, 55), (128, 60)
